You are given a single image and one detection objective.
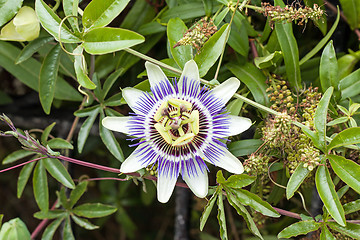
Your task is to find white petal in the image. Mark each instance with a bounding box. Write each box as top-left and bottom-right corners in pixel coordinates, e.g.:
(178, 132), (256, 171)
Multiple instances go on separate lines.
(211, 77), (240, 104)
(122, 87), (145, 114)
(205, 145), (244, 174)
(182, 161), (208, 198)
(228, 116), (252, 137)
(102, 116), (131, 135)
(178, 60), (200, 95)
(157, 172), (178, 203)
(120, 144), (155, 173)
(145, 61), (171, 89)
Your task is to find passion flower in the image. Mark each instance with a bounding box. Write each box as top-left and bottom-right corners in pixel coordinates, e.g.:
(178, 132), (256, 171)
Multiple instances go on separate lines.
(102, 60), (251, 203)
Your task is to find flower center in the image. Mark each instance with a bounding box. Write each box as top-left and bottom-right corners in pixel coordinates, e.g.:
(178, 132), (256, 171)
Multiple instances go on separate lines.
(153, 98), (199, 146)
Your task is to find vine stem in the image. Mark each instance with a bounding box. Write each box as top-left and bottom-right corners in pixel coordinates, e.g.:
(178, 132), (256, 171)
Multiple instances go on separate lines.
(31, 200), (58, 239)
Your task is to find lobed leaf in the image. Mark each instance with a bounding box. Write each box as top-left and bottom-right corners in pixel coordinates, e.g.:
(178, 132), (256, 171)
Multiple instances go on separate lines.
(73, 203), (117, 218)
(167, 17), (193, 69)
(15, 37), (54, 64)
(328, 222), (360, 239)
(82, 0), (130, 30)
(327, 127), (360, 151)
(71, 215), (99, 230)
(35, 0), (81, 43)
(0, 0), (23, 27)
(315, 164), (345, 226)
(314, 87), (333, 151)
(41, 217), (64, 240)
(39, 44), (62, 114)
(339, 68), (360, 100)
(320, 225), (336, 240)
(224, 174), (256, 189)
(194, 24), (229, 77)
(228, 139), (263, 157)
(343, 199), (360, 214)
(47, 138), (74, 150)
(231, 189), (280, 217)
(319, 41), (339, 92)
(200, 189), (218, 231)
(69, 181), (88, 208)
(83, 27), (145, 55)
(328, 154), (360, 194)
(277, 220), (321, 238)
(286, 163), (311, 199)
(77, 108), (99, 154)
(33, 161), (49, 212)
(217, 191), (228, 240)
(73, 45), (96, 90)
(17, 161), (36, 198)
(2, 150), (35, 164)
(43, 158), (75, 189)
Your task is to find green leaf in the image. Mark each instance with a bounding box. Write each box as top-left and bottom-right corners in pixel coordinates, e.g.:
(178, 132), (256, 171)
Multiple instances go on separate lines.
(41, 216), (64, 240)
(327, 127), (360, 150)
(0, 218), (31, 240)
(41, 122), (56, 144)
(315, 164), (345, 226)
(227, 96), (247, 116)
(62, 216), (75, 240)
(71, 215), (98, 230)
(167, 17), (193, 69)
(82, 0), (130, 30)
(286, 163), (311, 199)
(73, 45), (96, 90)
(73, 203), (117, 218)
(78, 108), (99, 154)
(327, 116), (349, 126)
(200, 189), (218, 231)
(102, 68), (124, 99)
(39, 44), (62, 114)
(74, 105), (100, 117)
(227, 12), (249, 57)
(194, 24), (229, 77)
(214, 7), (229, 26)
(228, 139), (263, 157)
(2, 150), (35, 164)
(15, 37), (54, 64)
(138, 22), (166, 35)
(160, 2), (208, 22)
(328, 222), (360, 239)
(226, 62), (269, 106)
(33, 210), (66, 220)
(343, 199), (360, 214)
(349, 103), (360, 115)
(47, 138), (74, 150)
(231, 189), (280, 217)
(339, 0), (360, 30)
(320, 225), (336, 240)
(299, 9), (340, 65)
(57, 187), (70, 209)
(339, 68), (360, 100)
(328, 154), (360, 194)
(216, 170), (226, 184)
(0, 41), (82, 101)
(69, 181), (88, 208)
(63, 0), (79, 32)
(83, 27), (145, 55)
(338, 53), (360, 79)
(17, 161), (36, 198)
(217, 191), (228, 240)
(33, 161), (49, 212)
(224, 174), (256, 189)
(43, 158), (75, 189)
(320, 41), (339, 92)
(254, 51), (283, 69)
(99, 110), (124, 162)
(35, 0), (81, 43)
(0, 0), (23, 27)
(226, 190), (263, 240)
(104, 93), (122, 106)
(277, 220), (321, 238)
(314, 87), (333, 151)
(275, 12), (301, 90)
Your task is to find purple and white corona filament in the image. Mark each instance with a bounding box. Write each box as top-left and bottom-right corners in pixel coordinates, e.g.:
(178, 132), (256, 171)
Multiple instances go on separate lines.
(102, 60), (252, 203)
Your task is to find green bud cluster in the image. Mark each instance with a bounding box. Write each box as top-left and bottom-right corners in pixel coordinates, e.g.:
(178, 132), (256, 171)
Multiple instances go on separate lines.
(262, 83), (321, 174)
(244, 153), (270, 176)
(174, 17), (217, 52)
(260, 2), (324, 28)
(266, 77), (295, 113)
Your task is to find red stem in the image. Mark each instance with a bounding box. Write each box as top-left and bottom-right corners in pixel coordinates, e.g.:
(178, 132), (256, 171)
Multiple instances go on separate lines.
(0, 157), (47, 173)
(31, 200), (58, 239)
